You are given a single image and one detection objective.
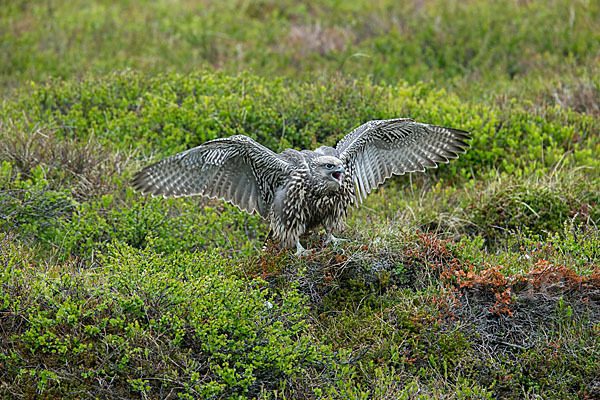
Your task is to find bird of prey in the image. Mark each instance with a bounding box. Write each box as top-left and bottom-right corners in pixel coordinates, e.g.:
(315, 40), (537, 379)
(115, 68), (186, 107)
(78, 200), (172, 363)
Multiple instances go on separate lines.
(132, 118), (470, 253)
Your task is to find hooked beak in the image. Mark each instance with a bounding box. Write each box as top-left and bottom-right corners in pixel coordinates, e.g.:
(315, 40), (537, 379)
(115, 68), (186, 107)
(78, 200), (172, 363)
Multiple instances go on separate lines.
(331, 166), (345, 183)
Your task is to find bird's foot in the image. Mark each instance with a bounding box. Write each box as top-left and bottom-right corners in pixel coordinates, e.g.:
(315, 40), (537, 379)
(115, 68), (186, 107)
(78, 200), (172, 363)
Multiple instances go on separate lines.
(294, 241), (312, 257)
(325, 233), (348, 246)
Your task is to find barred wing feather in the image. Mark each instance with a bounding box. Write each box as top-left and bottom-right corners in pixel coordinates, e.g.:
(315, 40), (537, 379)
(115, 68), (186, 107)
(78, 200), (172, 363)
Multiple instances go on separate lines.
(132, 135), (291, 217)
(337, 119), (471, 203)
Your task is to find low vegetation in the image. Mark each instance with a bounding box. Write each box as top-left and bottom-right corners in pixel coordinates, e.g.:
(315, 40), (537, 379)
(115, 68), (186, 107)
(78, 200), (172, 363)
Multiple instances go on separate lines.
(2, 0), (599, 102)
(1, 0), (599, 398)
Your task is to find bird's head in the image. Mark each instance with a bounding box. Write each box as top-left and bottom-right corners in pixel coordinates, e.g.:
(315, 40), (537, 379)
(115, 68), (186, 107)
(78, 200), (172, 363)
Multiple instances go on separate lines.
(312, 156), (345, 191)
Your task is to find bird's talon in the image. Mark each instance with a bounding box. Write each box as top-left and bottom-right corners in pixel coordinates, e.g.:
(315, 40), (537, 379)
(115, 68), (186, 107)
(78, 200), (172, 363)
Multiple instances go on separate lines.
(325, 233), (348, 246)
(294, 242), (312, 257)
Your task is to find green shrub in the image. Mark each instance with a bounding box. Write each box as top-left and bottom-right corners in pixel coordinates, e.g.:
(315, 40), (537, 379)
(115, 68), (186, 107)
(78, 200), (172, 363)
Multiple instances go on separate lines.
(0, 235), (332, 399)
(2, 1), (600, 398)
(469, 170), (600, 246)
(3, 70), (599, 182)
(0, 147), (265, 260)
(59, 194), (265, 259)
(1, 0), (599, 98)
(0, 162), (75, 246)
(3, 71), (599, 259)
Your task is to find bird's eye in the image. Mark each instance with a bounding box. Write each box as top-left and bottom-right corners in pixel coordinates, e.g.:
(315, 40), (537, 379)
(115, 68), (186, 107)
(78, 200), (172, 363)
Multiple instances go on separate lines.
(325, 163), (334, 169)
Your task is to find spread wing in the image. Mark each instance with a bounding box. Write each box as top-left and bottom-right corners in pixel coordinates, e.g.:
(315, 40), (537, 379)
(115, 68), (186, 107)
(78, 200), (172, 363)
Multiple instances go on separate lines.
(132, 135), (292, 217)
(337, 118), (471, 203)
